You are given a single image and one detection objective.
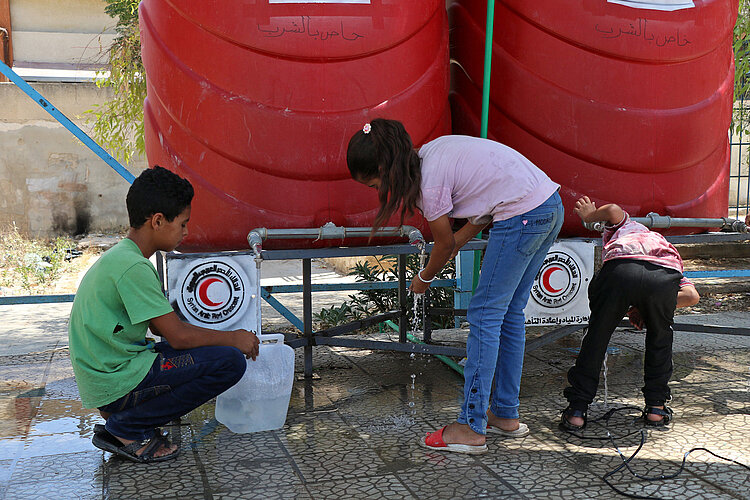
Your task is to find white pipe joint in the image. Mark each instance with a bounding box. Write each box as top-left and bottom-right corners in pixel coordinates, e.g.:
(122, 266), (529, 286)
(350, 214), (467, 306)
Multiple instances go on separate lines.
(318, 222), (347, 239)
(642, 212), (671, 228)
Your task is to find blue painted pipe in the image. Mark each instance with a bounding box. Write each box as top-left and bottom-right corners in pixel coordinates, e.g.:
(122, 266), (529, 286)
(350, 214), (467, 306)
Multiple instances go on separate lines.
(0, 59), (135, 184)
(0, 294), (75, 305)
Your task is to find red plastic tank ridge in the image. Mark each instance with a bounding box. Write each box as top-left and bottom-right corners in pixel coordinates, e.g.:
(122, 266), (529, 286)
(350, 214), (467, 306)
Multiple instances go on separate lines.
(448, 0), (737, 236)
(140, 0), (450, 250)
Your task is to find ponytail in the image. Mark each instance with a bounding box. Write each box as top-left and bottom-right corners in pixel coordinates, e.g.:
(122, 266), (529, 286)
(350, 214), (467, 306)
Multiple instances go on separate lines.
(347, 118), (422, 235)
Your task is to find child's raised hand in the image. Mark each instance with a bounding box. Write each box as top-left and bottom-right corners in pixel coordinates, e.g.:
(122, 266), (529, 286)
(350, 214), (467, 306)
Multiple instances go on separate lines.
(574, 196), (597, 222)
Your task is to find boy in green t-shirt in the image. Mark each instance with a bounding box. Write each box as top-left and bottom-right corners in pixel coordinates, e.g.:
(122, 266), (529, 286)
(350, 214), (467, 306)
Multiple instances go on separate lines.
(69, 166), (259, 463)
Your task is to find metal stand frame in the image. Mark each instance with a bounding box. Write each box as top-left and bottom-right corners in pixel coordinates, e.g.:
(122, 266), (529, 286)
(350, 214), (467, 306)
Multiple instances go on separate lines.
(263, 231), (750, 378)
(260, 241), (487, 377)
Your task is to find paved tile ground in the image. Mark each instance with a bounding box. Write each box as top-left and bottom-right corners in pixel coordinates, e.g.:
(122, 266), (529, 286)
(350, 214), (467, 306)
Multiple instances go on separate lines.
(0, 269), (749, 498)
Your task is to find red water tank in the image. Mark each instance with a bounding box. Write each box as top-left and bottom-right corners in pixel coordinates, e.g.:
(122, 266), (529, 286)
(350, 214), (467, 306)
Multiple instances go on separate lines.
(449, 0), (736, 236)
(140, 0), (450, 250)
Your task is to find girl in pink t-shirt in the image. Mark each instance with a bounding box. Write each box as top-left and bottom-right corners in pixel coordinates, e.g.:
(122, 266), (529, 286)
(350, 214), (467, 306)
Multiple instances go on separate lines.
(347, 118), (563, 454)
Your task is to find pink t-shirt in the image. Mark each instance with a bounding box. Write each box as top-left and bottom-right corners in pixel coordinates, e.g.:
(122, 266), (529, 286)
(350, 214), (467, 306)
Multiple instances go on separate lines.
(602, 213), (687, 281)
(416, 135), (560, 223)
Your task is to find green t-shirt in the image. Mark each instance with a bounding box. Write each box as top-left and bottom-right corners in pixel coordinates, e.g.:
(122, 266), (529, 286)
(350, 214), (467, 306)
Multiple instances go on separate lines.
(68, 238), (174, 408)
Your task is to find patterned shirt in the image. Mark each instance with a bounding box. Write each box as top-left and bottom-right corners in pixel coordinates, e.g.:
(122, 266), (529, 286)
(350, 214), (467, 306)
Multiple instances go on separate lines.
(602, 213), (692, 287)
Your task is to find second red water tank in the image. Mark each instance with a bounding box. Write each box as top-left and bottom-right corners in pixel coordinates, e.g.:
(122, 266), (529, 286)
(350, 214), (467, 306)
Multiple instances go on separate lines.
(449, 0), (736, 236)
(140, 0), (450, 250)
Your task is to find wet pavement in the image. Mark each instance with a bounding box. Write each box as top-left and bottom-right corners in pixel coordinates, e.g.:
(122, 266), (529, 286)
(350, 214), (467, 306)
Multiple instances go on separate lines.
(1, 290), (749, 498)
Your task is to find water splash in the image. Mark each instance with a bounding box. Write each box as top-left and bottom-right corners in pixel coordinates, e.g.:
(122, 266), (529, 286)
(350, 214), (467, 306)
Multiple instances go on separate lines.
(408, 373), (417, 414)
(411, 292), (424, 334)
(418, 245), (427, 269)
(408, 245), (429, 337)
(406, 245), (428, 416)
(360, 415), (416, 433)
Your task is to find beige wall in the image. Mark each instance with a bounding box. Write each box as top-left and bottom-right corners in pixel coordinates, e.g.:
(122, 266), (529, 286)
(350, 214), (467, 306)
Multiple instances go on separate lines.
(0, 81), (145, 237)
(10, 0), (116, 67)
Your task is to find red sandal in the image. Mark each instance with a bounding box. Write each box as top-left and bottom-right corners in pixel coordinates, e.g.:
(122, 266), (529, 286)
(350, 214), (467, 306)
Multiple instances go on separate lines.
(420, 426), (488, 455)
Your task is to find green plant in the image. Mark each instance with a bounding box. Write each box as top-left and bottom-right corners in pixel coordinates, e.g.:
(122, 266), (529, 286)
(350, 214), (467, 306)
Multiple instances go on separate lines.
(0, 226), (76, 294)
(734, 0), (750, 134)
(313, 302), (353, 329)
(85, 0), (145, 166)
(314, 254), (457, 332)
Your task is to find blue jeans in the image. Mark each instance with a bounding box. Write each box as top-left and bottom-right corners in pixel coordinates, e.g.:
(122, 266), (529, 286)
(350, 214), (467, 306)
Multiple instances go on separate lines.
(99, 342), (246, 441)
(458, 191), (563, 434)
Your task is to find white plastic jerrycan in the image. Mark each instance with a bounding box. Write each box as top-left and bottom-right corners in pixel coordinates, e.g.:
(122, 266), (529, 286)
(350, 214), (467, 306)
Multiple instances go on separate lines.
(215, 334), (295, 433)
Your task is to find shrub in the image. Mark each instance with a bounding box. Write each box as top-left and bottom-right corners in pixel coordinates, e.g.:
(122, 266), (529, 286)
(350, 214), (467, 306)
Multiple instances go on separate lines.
(313, 254), (457, 332)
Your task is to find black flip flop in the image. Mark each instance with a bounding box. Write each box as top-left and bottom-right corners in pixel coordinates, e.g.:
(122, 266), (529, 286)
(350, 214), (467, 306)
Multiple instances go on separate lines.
(92, 429), (179, 463)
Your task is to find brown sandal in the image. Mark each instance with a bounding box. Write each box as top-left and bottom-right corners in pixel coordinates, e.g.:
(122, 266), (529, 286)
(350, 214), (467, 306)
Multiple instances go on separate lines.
(559, 407), (587, 432)
(92, 428), (179, 463)
(642, 405), (673, 427)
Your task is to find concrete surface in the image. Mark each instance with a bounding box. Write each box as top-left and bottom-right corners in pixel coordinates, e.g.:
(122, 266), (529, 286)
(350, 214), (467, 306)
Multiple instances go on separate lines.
(0, 260), (748, 499)
(0, 81), (144, 237)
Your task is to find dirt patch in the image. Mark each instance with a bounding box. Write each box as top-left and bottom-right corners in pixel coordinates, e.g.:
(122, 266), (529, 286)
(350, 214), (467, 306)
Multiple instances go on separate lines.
(0, 233), (122, 296)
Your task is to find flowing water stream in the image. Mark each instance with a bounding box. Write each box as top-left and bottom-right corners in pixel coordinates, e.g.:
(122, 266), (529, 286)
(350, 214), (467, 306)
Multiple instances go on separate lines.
(406, 246), (428, 415)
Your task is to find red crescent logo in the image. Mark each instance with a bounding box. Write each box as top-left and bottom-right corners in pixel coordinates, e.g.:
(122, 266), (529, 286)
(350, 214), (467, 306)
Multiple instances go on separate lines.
(542, 266), (563, 293)
(198, 277), (224, 307)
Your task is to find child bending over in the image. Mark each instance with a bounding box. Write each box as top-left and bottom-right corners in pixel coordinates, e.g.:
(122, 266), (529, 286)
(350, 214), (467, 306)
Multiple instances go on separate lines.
(560, 196), (699, 431)
(69, 166), (259, 463)
(348, 119), (563, 454)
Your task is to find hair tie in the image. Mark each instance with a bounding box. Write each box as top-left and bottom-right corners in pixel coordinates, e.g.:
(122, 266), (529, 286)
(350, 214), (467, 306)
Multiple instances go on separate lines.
(362, 123), (371, 134)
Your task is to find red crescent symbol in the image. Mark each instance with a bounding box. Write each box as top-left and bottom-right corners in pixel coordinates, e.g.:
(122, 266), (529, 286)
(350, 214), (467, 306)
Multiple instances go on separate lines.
(542, 266), (563, 293)
(198, 277), (224, 307)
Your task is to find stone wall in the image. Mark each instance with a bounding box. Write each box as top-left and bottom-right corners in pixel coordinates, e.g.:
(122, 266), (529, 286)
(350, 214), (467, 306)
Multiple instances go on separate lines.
(0, 81), (144, 237)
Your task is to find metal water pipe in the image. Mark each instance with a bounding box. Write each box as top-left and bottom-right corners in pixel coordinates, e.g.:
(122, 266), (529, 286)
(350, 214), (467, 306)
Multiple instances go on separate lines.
(247, 224), (425, 258)
(583, 214), (747, 233)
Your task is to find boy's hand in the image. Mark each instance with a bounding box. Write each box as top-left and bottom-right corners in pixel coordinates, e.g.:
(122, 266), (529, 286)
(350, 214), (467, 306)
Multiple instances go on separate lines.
(233, 330), (260, 360)
(574, 196), (597, 222)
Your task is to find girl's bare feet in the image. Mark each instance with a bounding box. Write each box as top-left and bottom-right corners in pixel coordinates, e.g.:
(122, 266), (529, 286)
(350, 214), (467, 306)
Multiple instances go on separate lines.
(486, 410), (523, 432)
